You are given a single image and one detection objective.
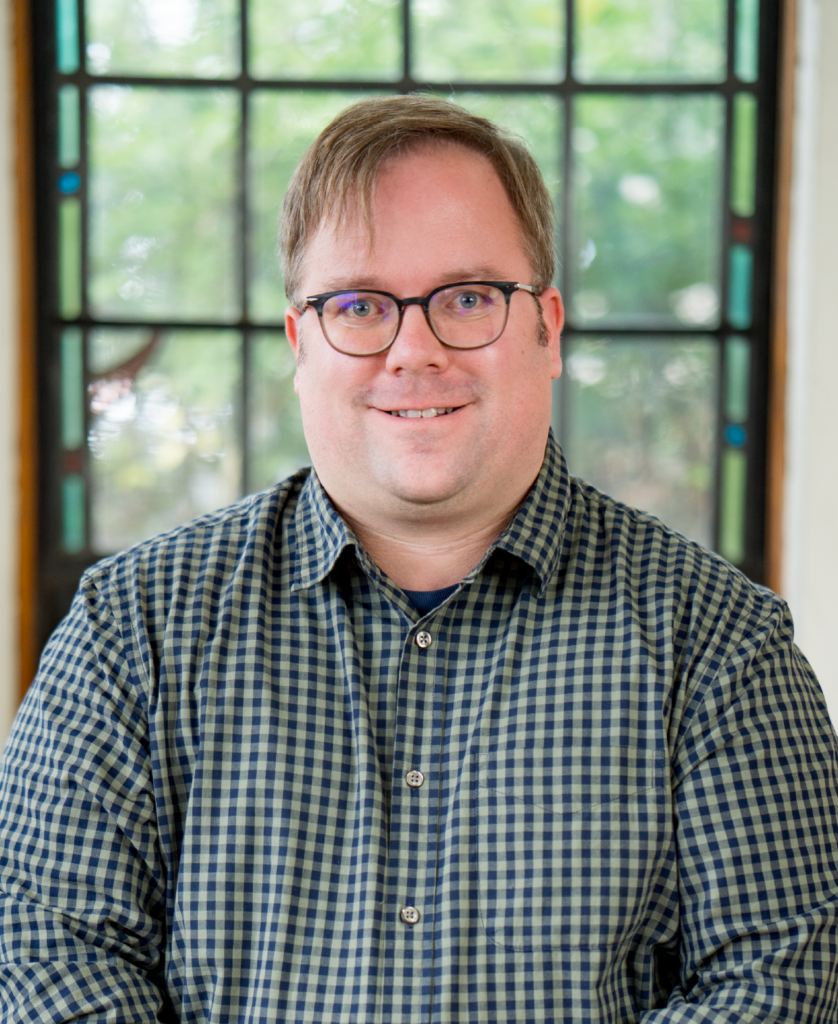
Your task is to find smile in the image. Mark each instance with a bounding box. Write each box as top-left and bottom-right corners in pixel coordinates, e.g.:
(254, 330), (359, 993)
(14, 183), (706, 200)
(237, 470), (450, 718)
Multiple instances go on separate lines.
(387, 407), (459, 418)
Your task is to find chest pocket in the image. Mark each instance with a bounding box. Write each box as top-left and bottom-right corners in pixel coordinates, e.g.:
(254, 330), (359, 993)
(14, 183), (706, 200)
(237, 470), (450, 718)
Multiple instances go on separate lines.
(475, 763), (670, 951)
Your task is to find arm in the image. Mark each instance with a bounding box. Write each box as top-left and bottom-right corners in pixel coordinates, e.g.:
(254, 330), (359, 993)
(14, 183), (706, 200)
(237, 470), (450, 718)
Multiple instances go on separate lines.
(0, 571), (172, 1022)
(642, 597), (838, 1022)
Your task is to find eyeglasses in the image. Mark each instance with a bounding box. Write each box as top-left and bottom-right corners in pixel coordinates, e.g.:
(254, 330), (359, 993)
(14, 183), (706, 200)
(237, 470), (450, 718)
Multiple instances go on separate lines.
(303, 281), (538, 357)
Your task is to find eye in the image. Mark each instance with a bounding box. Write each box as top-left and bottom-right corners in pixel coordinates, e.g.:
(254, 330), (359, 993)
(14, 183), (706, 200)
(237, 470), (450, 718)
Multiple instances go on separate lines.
(457, 291), (481, 310)
(349, 298), (372, 317)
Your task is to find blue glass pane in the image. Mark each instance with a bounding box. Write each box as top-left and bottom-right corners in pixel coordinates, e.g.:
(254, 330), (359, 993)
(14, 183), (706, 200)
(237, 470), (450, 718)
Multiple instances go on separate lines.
(724, 424), (747, 447)
(59, 171), (81, 194)
(62, 473), (86, 553)
(56, 0), (80, 74)
(61, 327), (84, 449)
(728, 244), (753, 329)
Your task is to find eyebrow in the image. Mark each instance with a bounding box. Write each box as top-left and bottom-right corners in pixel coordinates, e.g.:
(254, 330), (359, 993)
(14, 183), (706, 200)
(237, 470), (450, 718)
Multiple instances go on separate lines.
(314, 267), (513, 295)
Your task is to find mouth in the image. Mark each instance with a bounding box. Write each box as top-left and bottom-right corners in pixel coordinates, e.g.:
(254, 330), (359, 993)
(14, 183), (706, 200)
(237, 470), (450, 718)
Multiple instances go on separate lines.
(384, 406), (462, 419)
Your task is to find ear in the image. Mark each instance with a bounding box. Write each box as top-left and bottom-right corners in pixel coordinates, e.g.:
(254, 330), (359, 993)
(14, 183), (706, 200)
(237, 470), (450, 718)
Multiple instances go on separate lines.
(285, 306), (304, 394)
(539, 287), (564, 380)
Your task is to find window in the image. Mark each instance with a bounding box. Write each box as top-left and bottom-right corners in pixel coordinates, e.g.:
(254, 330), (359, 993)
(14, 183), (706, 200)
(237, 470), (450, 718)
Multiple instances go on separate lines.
(33, 0), (781, 649)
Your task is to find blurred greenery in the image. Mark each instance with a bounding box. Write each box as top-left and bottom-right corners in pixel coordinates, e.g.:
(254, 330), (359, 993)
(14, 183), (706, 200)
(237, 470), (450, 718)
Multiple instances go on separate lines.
(88, 329), (242, 552)
(558, 337), (718, 547)
(249, 0), (401, 81)
(570, 94), (724, 327)
(88, 85), (240, 322)
(86, 0), (239, 77)
(413, 0), (565, 82)
(574, 0), (726, 82)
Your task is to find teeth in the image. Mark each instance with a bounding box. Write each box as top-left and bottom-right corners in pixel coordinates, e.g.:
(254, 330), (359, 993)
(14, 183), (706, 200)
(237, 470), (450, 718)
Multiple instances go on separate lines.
(390, 407), (455, 418)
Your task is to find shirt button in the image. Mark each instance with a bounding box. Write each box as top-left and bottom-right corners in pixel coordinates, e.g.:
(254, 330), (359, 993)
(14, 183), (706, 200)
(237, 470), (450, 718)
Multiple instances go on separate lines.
(400, 906), (420, 925)
(415, 631), (432, 649)
(405, 770), (425, 788)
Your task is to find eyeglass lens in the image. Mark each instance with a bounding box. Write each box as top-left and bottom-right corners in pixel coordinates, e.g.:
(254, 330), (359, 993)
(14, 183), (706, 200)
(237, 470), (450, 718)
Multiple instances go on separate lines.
(319, 283), (510, 355)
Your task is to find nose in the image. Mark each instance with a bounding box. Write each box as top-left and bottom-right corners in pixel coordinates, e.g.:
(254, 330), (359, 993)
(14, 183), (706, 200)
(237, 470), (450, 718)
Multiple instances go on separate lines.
(384, 303), (451, 374)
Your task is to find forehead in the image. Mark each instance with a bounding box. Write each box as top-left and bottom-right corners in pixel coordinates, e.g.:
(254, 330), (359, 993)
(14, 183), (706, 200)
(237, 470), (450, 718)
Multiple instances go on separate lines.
(302, 145), (529, 288)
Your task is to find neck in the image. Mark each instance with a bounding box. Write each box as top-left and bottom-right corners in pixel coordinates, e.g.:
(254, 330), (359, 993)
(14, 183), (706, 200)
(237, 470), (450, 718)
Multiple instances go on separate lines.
(335, 490), (530, 592)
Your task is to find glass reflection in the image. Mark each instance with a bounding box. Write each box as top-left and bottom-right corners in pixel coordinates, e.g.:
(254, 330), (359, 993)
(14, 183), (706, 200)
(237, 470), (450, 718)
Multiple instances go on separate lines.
(559, 336), (718, 548)
(88, 329), (242, 553)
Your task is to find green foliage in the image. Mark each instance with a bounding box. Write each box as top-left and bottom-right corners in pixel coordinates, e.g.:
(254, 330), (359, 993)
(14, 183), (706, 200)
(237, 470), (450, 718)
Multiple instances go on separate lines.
(88, 85), (240, 322)
(574, 0), (726, 82)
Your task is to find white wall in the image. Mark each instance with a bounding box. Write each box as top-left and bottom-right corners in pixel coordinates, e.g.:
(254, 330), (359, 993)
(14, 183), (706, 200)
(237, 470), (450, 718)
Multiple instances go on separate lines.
(784, 0), (838, 725)
(0, 0), (19, 745)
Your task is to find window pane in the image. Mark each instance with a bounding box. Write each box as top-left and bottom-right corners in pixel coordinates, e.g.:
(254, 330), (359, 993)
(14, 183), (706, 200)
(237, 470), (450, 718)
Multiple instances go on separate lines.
(59, 197), (82, 318)
(719, 448), (747, 562)
(85, 0), (240, 78)
(735, 0), (760, 81)
(249, 0), (401, 81)
(574, 0), (726, 82)
(559, 336), (718, 548)
(56, 0), (80, 73)
(570, 94), (724, 327)
(88, 328), (242, 552)
(58, 85), (80, 168)
(413, 0), (565, 83)
(728, 243), (753, 328)
(248, 90), (380, 322)
(731, 93), (757, 217)
(248, 332), (309, 492)
(88, 86), (240, 322)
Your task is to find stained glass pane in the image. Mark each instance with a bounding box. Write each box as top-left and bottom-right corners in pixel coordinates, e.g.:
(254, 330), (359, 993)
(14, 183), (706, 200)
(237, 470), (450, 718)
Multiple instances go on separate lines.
(248, 90), (378, 323)
(720, 449), (747, 562)
(570, 94), (724, 327)
(85, 0), (239, 78)
(88, 86), (240, 322)
(735, 0), (760, 82)
(56, 0), (80, 73)
(249, 0), (400, 81)
(413, 0), (565, 83)
(728, 244), (753, 329)
(61, 327), (85, 449)
(731, 93), (757, 217)
(248, 332), (310, 492)
(58, 85), (80, 168)
(62, 474), (86, 553)
(88, 328), (242, 552)
(725, 335), (750, 423)
(560, 336), (718, 548)
(59, 197), (82, 319)
(575, 0), (726, 82)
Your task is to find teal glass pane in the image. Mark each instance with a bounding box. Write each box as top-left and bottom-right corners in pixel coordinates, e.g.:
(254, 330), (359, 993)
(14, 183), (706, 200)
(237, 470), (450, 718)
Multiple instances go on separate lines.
(735, 0), (760, 82)
(88, 86), (240, 321)
(728, 244), (753, 329)
(88, 328), (242, 552)
(61, 327), (84, 449)
(719, 448), (747, 563)
(248, 332), (310, 491)
(59, 197), (82, 319)
(731, 93), (757, 217)
(58, 85), (81, 168)
(248, 90), (378, 322)
(575, 0), (726, 83)
(249, 0), (400, 81)
(448, 91), (563, 255)
(62, 474), (86, 553)
(85, 0), (239, 77)
(413, 0), (565, 84)
(56, 0), (80, 73)
(571, 94), (724, 327)
(560, 336), (718, 548)
(725, 335), (750, 423)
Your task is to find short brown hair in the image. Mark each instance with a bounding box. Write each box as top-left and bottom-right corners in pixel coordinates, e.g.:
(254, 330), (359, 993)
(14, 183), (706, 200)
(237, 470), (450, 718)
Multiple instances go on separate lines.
(279, 94), (556, 308)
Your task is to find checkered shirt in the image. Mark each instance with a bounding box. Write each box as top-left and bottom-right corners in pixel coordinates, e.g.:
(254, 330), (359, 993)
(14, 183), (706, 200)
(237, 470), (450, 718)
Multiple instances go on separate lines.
(1, 433), (838, 1023)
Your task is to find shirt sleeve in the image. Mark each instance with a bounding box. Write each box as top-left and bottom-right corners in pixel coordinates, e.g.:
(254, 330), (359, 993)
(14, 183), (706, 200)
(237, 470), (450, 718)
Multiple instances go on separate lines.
(0, 570), (170, 1023)
(641, 594), (838, 1022)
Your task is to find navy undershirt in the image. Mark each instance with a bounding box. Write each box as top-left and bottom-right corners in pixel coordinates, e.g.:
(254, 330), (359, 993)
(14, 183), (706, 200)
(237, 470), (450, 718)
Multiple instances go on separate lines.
(402, 584), (458, 615)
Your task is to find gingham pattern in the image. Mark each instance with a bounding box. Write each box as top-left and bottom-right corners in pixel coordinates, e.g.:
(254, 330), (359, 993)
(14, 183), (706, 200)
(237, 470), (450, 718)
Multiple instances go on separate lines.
(1, 433), (838, 1023)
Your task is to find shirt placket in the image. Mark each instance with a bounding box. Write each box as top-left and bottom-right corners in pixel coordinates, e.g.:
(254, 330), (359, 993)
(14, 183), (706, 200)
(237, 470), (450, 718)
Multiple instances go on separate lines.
(381, 617), (444, 1024)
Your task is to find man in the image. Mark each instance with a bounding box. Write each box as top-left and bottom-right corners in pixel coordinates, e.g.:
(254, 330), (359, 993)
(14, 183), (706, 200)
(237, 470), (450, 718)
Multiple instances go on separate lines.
(1, 95), (837, 1023)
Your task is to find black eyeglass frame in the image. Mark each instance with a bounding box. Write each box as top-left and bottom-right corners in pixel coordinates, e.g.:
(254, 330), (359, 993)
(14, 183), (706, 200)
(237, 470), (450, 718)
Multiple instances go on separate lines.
(303, 280), (539, 356)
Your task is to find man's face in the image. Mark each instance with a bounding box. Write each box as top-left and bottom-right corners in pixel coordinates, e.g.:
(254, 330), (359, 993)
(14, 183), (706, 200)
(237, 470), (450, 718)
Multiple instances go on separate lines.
(285, 144), (563, 525)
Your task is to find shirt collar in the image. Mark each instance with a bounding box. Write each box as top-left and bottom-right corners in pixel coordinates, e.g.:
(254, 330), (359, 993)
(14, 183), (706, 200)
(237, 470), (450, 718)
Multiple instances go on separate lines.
(290, 430), (572, 594)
